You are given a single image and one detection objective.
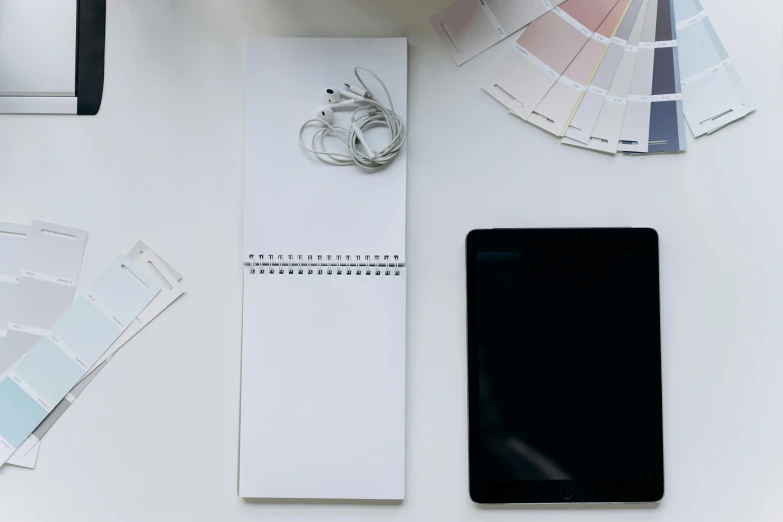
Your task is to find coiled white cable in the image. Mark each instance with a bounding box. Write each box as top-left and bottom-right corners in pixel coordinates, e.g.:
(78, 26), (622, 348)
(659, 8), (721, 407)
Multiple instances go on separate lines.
(299, 67), (406, 169)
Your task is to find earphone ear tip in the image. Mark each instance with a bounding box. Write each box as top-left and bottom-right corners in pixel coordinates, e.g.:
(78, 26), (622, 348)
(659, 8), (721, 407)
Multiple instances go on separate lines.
(316, 105), (335, 124)
(323, 87), (341, 104)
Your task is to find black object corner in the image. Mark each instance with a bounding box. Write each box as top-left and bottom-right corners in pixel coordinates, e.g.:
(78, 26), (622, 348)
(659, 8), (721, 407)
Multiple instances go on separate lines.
(76, 0), (106, 115)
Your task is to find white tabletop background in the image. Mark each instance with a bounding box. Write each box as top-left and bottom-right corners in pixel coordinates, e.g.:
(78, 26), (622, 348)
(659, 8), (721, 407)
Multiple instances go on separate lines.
(0, 0), (781, 520)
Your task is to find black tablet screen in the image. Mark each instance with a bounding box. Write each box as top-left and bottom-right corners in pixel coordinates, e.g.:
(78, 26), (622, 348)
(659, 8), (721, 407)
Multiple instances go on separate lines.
(471, 230), (661, 496)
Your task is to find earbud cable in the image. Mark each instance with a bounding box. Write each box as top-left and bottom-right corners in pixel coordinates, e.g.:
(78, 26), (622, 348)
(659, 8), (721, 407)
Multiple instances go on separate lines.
(299, 67), (406, 169)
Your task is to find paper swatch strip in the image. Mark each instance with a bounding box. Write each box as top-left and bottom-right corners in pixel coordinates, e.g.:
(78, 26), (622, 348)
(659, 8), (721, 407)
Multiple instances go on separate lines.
(528, 0), (632, 135)
(483, 0), (622, 120)
(1, 222), (65, 472)
(6, 441), (37, 468)
(431, 0), (565, 66)
(646, 0), (686, 153)
(617, 0), (659, 152)
(563, 0), (649, 152)
(0, 223), (29, 341)
(0, 254), (159, 465)
(87, 242), (183, 374)
(563, 0), (644, 143)
(0, 222), (87, 376)
(10, 242), (184, 464)
(673, 0), (754, 136)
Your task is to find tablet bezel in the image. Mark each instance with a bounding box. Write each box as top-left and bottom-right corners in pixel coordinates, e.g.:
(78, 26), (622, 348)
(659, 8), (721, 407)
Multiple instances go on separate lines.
(465, 228), (664, 504)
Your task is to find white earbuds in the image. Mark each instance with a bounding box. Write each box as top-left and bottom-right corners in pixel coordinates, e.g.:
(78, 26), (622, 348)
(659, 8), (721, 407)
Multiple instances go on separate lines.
(323, 87), (341, 104)
(316, 99), (361, 124)
(300, 67), (406, 169)
(323, 87), (363, 104)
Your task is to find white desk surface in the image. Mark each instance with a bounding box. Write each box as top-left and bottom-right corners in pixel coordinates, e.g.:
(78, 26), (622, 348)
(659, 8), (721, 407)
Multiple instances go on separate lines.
(0, 1), (781, 520)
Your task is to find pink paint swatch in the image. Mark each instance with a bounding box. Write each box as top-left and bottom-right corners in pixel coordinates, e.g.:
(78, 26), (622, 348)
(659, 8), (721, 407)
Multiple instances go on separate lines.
(565, 0), (630, 83)
(483, 0), (623, 120)
(526, 0), (631, 136)
(561, 0), (623, 30)
(518, 11), (590, 75)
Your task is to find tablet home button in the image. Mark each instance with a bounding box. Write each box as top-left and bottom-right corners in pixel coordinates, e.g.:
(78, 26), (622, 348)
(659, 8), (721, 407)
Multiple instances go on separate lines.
(560, 487), (574, 500)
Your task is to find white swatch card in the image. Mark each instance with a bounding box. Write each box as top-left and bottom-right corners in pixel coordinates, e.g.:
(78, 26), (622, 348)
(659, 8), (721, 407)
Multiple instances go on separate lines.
(617, 0), (659, 153)
(0, 221), (87, 376)
(0, 223), (30, 341)
(9, 242), (185, 465)
(0, 254), (159, 466)
(562, 0), (650, 152)
(563, 0), (645, 144)
(87, 242), (183, 374)
(430, 0), (565, 66)
(1, 223), (34, 470)
(6, 441), (38, 468)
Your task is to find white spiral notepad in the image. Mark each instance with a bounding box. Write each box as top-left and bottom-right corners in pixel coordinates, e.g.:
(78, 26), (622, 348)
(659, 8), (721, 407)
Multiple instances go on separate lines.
(239, 38), (407, 501)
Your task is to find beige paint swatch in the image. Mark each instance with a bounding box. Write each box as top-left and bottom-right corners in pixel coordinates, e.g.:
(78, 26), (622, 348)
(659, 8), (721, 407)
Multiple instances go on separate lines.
(528, 0), (631, 135)
(483, 0), (622, 119)
(562, 0), (650, 153)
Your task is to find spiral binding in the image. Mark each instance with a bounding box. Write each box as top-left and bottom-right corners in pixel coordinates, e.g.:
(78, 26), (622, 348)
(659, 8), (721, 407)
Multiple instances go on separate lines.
(246, 254), (402, 276)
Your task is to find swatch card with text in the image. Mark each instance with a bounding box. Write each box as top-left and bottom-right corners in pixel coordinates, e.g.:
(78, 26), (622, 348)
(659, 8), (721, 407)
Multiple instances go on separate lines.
(86, 243), (183, 374)
(617, 0), (659, 153)
(10, 242), (185, 465)
(0, 222), (87, 377)
(0, 223), (30, 342)
(563, 0), (649, 152)
(1, 223), (59, 470)
(528, 0), (631, 135)
(431, 0), (565, 65)
(483, 0), (622, 120)
(436, 0), (752, 155)
(563, 0), (644, 144)
(673, 0), (754, 136)
(0, 254), (159, 465)
(645, 0), (686, 153)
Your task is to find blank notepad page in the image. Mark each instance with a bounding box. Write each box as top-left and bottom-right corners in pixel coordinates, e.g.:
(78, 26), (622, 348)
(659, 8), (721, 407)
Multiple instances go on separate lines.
(240, 37), (407, 501)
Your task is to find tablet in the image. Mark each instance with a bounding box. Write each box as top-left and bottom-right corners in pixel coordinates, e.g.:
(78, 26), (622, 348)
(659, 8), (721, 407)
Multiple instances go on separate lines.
(466, 228), (663, 504)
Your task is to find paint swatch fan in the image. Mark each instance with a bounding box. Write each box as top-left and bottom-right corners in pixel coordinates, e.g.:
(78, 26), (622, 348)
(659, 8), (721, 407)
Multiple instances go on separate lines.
(431, 0), (754, 154)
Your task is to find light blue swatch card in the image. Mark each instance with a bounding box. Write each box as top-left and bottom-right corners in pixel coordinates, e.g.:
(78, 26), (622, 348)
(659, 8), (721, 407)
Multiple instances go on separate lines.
(673, 0), (754, 136)
(51, 297), (121, 365)
(0, 378), (43, 449)
(0, 254), (159, 465)
(673, 0), (701, 21)
(677, 18), (729, 78)
(14, 338), (84, 407)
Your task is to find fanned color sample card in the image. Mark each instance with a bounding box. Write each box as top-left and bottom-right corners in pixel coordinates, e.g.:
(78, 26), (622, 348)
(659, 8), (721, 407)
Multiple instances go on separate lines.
(646, 0), (686, 153)
(673, 0), (754, 136)
(0, 223), (29, 342)
(431, 0), (566, 66)
(563, 0), (644, 144)
(483, 0), (622, 120)
(10, 242), (185, 465)
(617, 0), (659, 153)
(528, 0), (631, 136)
(564, 0), (649, 152)
(0, 254), (159, 465)
(436, 0), (753, 155)
(0, 222), (87, 376)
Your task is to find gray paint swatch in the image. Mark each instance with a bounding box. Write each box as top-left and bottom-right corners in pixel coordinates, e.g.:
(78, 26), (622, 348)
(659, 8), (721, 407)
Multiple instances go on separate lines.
(31, 360), (105, 439)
